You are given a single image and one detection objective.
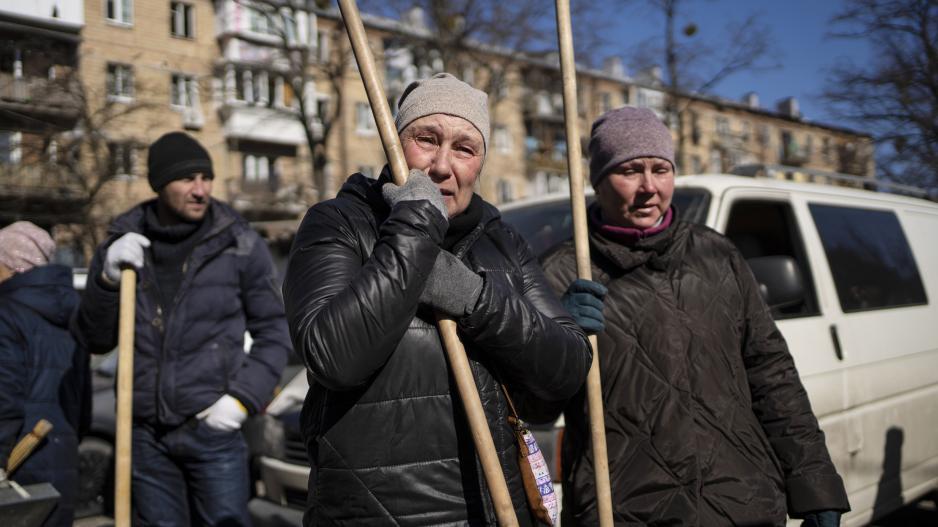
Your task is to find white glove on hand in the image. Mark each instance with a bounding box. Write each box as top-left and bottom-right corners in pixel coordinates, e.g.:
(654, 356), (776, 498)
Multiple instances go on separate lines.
(196, 394), (248, 432)
(103, 232), (151, 284)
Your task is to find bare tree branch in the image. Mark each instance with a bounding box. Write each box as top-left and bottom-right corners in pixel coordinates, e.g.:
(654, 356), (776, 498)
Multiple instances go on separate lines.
(822, 0), (938, 188)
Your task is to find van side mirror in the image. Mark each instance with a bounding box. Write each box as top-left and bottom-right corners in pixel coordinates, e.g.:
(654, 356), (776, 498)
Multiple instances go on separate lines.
(746, 256), (805, 309)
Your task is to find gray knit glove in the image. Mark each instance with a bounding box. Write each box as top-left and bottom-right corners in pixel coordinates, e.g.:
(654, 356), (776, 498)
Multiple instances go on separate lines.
(381, 169), (448, 223)
(421, 251), (483, 318)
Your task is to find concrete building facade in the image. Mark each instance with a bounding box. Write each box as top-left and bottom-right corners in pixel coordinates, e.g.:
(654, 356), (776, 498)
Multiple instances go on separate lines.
(0, 2), (875, 265)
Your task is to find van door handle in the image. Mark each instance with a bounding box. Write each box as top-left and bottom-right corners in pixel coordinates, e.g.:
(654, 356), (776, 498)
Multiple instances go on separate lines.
(829, 324), (843, 361)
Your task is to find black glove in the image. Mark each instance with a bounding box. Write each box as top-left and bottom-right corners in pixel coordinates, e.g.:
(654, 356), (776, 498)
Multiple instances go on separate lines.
(802, 510), (841, 527)
(381, 168), (448, 223)
(421, 251), (483, 318)
(562, 279), (607, 335)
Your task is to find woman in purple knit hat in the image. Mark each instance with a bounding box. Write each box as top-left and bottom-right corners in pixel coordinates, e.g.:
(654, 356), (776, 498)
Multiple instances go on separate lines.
(539, 106), (850, 526)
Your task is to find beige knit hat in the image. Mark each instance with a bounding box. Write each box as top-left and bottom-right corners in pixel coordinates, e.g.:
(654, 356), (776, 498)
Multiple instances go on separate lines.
(395, 73), (490, 154)
(0, 221), (55, 273)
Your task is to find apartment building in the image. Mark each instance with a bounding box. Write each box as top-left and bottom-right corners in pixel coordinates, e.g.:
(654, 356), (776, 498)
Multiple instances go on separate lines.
(0, 2), (875, 264)
(0, 1), (83, 229)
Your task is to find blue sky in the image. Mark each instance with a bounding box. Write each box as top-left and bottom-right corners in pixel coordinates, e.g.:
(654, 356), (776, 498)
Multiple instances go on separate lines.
(592, 0), (871, 130)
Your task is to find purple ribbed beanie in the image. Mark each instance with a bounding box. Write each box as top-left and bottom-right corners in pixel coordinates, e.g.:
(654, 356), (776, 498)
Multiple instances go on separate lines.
(588, 106), (675, 187)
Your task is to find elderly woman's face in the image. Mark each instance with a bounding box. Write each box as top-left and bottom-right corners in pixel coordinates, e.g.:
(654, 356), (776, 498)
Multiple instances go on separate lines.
(401, 114), (484, 218)
(596, 157), (674, 229)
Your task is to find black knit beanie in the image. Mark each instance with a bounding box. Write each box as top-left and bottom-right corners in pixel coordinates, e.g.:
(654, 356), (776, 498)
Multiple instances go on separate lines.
(147, 132), (214, 191)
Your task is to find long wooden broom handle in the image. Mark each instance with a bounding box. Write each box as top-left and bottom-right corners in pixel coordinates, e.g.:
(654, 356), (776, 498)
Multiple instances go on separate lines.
(336, 1), (518, 525)
(114, 268), (136, 527)
(555, 1), (614, 525)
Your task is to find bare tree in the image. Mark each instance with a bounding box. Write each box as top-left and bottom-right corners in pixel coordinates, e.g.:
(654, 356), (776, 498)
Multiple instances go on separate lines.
(235, 0), (350, 198)
(823, 0), (938, 190)
(9, 65), (156, 260)
(619, 0), (777, 171)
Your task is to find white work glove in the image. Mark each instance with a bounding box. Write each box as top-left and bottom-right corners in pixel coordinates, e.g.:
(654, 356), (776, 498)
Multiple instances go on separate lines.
(196, 394), (248, 432)
(102, 233), (151, 285)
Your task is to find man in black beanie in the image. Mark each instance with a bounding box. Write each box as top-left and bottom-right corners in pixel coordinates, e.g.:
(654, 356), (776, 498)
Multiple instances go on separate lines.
(74, 131), (291, 526)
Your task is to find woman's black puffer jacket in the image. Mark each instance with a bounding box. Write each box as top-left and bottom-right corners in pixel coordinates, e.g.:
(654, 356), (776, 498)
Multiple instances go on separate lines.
(283, 173), (592, 526)
(541, 214), (849, 526)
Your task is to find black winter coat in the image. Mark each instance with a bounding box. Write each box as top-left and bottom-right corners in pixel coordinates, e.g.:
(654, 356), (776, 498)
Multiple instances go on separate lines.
(0, 265), (89, 527)
(74, 200), (291, 426)
(283, 174), (592, 526)
(541, 216), (850, 526)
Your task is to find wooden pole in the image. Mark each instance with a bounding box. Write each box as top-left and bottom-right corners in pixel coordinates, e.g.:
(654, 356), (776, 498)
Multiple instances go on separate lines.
(114, 269), (136, 527)
(554, 1), (614, 525)
(336, 1), (518, 525)
(5, 419), (52, 475)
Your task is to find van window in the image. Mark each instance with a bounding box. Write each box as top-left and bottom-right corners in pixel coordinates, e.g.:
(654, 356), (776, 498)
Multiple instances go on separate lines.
(502, 200), (576, 257)
(671, 187), (710, 225)
(724, 200), (820, 319)
(809, 204), (927, 312)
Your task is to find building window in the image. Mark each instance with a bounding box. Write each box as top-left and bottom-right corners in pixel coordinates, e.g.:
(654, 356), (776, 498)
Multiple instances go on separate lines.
(170, 2), (193, 38)
(243, 154), (277, 187)
(109, 142), (137, 177)
(497, 179), (514, 203)
(709, 148), (723, 172)
(0, 131), (22, 165)
(599, 92), (612, 113)
(170, 73), (198, 108)
(822, 137), (832, 162)
(355, 102), (376, 134)
(494, 125), (512, 155)
(249, 7), (276, 36)
(106, 0), (133, 24)
(740, 121), (752, 142)
(106, 63), (134, 100)
(715, 116), (730, 137)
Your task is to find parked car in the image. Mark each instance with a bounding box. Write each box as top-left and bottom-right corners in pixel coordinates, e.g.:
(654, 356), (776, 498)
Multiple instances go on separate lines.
(247, 172), (938, 526)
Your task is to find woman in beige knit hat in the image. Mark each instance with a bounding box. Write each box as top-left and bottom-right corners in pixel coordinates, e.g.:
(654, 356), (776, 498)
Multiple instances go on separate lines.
(283, 73), (591, 525)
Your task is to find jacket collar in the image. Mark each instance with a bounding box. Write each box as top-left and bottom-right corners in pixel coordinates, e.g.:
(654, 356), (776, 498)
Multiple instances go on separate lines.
(589, 216), (689, 273)
(109, 198), (240, 244)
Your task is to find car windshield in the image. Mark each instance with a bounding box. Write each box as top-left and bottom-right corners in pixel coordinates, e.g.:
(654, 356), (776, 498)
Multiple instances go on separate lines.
(501, 187), (711, 257)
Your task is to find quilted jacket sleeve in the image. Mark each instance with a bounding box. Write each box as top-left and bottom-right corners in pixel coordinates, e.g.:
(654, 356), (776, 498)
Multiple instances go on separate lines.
(459, 227), (592, 409)
(72, 240), (121, 354)
(731, 248), (850, 516)
(228, 231), (292, 414)
(283, 200), (446, 391)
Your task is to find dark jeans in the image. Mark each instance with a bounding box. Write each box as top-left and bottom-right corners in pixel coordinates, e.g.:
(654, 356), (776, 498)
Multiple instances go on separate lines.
(132, 420), (251, 527)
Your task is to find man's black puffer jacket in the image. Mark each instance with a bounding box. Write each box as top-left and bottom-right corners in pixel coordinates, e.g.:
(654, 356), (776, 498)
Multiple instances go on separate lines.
(541, 213), (849, 526)
(283, 174), (592, 526)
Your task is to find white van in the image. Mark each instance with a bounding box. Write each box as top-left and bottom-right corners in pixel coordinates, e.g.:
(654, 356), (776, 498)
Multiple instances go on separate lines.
(254, 172), (938, 526)
(499, 172), (938, 526)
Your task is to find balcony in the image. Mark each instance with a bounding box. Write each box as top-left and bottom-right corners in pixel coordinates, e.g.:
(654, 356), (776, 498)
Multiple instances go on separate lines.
(779, 141), (809, 166)
(0, 164), (86, 224)
(229, 180), (307, 222)
(0, 73), (78, 125)
(523, 91), (564, 122)
(221, 104), (319, 145)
